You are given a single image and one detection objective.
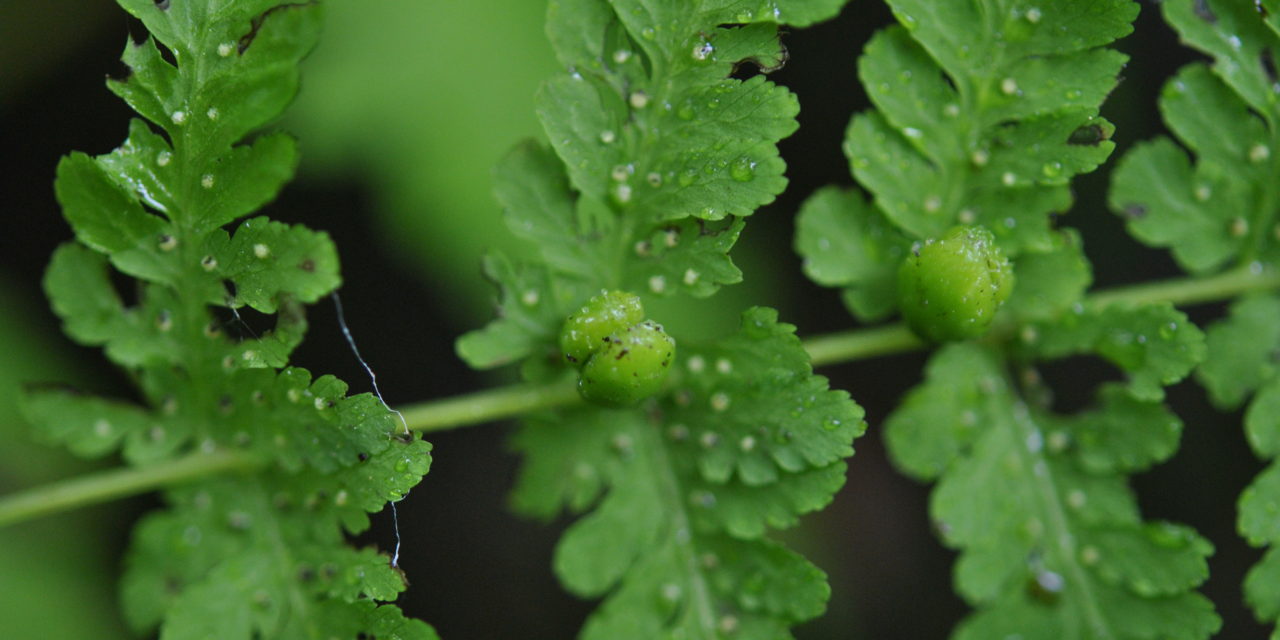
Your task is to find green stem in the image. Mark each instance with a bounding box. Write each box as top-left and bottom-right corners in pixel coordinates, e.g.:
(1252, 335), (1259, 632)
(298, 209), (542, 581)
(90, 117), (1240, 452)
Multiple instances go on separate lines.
(1087, 265), (1280, 308)
(0, 450), (259, 528)
(400, 377), (582, 433)
(5, 265), (1280, 529)
(804, 323), (925, 367)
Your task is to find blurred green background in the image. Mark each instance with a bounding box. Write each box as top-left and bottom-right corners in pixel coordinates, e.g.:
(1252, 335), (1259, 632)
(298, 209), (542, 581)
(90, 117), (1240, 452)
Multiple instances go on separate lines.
(0, 1), (1264, 638)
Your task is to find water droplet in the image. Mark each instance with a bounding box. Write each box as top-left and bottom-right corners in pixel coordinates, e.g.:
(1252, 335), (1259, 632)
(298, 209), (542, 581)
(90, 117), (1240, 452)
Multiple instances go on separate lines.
(611, 433), (634, 453)
(970, 149), (990, 166)
(958, 208), (976, 224)
(201, 173), (215, 189)
(1001, 77), (1019, 95)
(692, 40), (714, 61)
(217, 42), (234, 57)
(1228, 35), (1243, 50)
(1035, 570), (1064, 593)
(1194, 184), (1212, 201)
(171, 110), (187, 125)
(943, 103), (960, 117)
(1250, 143), (1270, 162)
(649, 275), (666, 293)
(641, 27), (656, 40)
(1047, 431), (1069, 452)
(687, 355), (706, 373)
(1025, 7), (1042, 23)
(677, 168), (697, 186)
(646, 172), (663, 188)
(711, 392), (731, 412)
(903, 127), (923, 139)
(629, 91), (649, 109)
(1080, 545), (1100, 565)
(599, 130), (617, 144)
(718, 616), (739, 634)
(715, 358), (731, 374)
(1041, 162), (1062, 178)
(1067, 489), (1087, 509)
(1231, 217), (1249, 237)
(924, 195), (941, 212)
(682, 268), (700, 285)
(739, 435), (756, 452)
(668, 424), (689, 440)
(1066, 88), (1083, 100)
(157, 150), (172, 166)
(158, 234), (178, 251)
(314, 397), (328, 410)
(1026, 430), (1044, 453)
(664, 229), (680, 247)
(253, 243), (270, 258)
(613, 49), (632, 64)
(521, 290), (539, 306)
(1002, 172), (1017, 186)
(730, 156), (756, 182)
(94, 419), (112, 436)
(206, 107), (219, 121)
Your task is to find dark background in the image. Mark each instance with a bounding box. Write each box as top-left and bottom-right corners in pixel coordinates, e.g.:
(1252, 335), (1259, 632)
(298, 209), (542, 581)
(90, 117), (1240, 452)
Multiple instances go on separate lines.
(0, 1), (1264, 638)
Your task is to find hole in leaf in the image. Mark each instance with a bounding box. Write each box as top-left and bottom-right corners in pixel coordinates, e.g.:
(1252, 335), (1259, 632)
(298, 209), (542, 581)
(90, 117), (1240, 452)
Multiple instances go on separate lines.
(1261, 49), (1278, 87)
(1035, 355), (1125, 415)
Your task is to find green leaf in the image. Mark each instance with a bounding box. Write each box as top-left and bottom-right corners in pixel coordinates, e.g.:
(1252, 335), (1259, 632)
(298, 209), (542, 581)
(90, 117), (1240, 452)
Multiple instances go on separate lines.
(54, 153), (169, 266)
(21, 386), (151, 459)
(1001, 229), (1092, 323)
(35, 1), (434, 637)
(843, 6), (1131, 252)
(1198, 294), (1280, 408)
(209, 217), (342, 313)
(1108, 66), (1264, 273)
(1020, 302), (1206, 402)
(886, 343), (1218, 638)
(1162, 0), (1280, 122)
(1058, 384), (1183, 474)
(511, 308), (863, 638)
(794, 186), (911, 321)
(456, 254), (591, 369)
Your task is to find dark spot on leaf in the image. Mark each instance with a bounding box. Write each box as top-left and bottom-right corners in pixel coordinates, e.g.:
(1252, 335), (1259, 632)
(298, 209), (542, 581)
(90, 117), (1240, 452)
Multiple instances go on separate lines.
(1068, 123), (1109, 146)
(218, 395), (234, 413)
(616, 349), (630, 360)
(322, 563), (339, 579)
(153, 0), (171, 10)
(1259, 1), (1271, 18)
(357, 452), (370, 462)
(1122, 204), (1148, 220)
(164, 576), (182, 595)
(299, 258), (316, 272)
(297, 565), (316, 582)
(1194, 0), (1217, 21)
(1261, 49), (1279, 86)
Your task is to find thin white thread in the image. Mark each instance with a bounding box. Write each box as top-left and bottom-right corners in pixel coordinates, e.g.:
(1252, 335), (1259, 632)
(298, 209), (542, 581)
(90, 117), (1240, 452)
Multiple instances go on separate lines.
(330, 291), (409, 434)
(331, 291), (410, 569)
(389, 499), (403, 567)
(226, 301), (260, 339)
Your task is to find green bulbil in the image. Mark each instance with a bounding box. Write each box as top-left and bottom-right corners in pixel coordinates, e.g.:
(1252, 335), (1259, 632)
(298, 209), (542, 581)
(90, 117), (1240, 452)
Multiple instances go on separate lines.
(898, 225), (1013, 342)
(578, 321), (675, 406)
(559, 290), (644, 364)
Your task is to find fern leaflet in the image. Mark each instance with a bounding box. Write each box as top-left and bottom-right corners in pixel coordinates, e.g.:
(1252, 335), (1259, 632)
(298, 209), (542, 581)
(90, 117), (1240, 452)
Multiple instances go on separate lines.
(20, 1), (436, 637)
